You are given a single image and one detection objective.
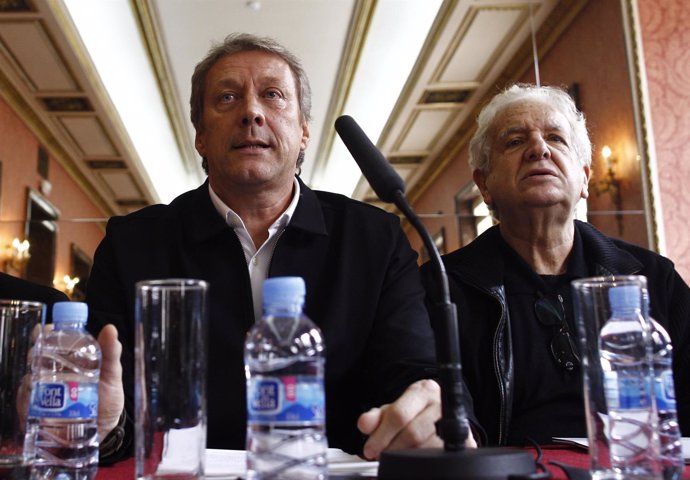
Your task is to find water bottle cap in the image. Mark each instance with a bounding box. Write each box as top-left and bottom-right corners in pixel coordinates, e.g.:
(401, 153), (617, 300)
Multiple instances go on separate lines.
(52, 301), (88, 326)
(608, 285), (641, 314)
(263, 276), (305, 308)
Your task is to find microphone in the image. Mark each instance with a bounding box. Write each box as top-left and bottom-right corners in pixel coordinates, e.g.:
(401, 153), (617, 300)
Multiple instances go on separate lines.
(335, 115), (540, 479)
(333, 115), (405, 203)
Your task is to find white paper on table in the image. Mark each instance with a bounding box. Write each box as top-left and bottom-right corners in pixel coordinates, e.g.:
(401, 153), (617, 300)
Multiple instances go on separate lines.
(204, 448), (378, 478)
(155, 424), (205, 474)
(551, 437), (690, 464)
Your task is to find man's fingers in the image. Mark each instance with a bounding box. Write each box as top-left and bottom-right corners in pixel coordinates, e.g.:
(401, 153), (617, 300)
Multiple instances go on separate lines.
(360, 380), (442, 460)
(96, 324), (125, 440)
(465, 430), (477, 448)
(98, 325), (122, 378)
(357, 407), (383, 435)
(385, 401), (442, 451)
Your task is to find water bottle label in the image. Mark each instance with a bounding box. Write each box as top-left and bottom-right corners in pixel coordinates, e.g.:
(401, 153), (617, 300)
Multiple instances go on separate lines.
(29, 381), (99, 419)
(603, 372), (652, 409)
(655, 371), (677, 411)
(247, 375), (325, 424)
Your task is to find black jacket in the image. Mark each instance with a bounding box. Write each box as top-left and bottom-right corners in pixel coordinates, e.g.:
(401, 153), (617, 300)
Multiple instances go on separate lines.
(0, 272), (68, 322)
(421, 221), (690, 445)
(86, 179), (436, 455)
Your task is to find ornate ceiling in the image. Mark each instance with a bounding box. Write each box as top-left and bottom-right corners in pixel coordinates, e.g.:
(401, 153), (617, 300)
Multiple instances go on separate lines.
(0, 0), (587, 217)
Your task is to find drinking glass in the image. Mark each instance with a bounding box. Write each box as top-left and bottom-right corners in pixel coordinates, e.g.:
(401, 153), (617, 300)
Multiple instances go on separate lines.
(135, 279), (209, 480)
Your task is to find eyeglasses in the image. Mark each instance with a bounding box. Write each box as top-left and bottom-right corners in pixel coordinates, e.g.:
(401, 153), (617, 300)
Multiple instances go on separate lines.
(534, 293), (581, 372)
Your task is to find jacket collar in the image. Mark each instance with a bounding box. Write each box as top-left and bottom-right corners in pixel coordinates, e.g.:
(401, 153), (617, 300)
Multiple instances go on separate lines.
(173, 180), (228, 242)
(443, 225), (505, 290)
(286, 177), (328, 236)
(443, 220), (644, 290)
(174, 177), (328, 243)
(574, 220), (643, 275)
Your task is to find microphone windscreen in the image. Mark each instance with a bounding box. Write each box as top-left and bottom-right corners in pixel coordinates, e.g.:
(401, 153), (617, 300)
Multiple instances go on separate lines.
(334, 115), (405, 203)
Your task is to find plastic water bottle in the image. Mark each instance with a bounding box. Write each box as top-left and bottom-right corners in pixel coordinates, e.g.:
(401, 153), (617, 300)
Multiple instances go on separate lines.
(648, 317), (683, 480)
(24, 302), (100, 480)
(244, 277), (327, 479)
(640, 289), (684, 480)
(599, 285), (660, 478)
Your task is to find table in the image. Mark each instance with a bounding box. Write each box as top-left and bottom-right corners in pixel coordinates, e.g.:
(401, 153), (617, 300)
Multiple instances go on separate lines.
(91, 445), (690, 479)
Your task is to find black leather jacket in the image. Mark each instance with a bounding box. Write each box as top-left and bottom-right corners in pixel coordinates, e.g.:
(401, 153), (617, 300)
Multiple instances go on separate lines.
(421, 220), (690, 445)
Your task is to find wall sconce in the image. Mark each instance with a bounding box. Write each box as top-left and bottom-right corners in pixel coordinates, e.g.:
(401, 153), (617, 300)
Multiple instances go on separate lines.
(592, 145), (624, 234)
(4, 238), (31, 277)
(54, 274), (80, 298)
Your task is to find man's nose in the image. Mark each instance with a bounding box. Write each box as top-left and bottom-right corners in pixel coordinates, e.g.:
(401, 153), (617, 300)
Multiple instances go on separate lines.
(240, 97), (265, 126)
(525, 136), (550, 161)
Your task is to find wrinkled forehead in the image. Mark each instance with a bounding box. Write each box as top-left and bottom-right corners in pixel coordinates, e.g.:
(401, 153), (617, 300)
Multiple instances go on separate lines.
(490, 100), (571, 140)
(207, 50), (299, 91)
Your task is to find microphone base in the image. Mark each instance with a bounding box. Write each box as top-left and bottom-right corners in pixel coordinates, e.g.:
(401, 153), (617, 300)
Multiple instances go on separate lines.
(377, 447), (537, 480)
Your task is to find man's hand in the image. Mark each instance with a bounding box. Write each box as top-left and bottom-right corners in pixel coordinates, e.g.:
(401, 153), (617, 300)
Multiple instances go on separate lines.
(97, 324), (125, 441)
(357, 379), (476, 460)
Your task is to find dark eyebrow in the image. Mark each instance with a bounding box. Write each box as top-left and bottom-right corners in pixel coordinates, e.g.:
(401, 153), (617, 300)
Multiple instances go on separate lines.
(210, 78), (240, 90)
(210, 75), (288, 88)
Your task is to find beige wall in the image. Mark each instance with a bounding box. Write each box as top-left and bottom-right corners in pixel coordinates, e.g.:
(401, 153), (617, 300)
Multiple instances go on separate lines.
(0, 95), (106, 291)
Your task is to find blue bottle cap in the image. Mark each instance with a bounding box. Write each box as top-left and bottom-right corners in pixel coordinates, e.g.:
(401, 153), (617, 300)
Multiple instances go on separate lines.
(608, 285), (641, 315)
(263, 276), (306, 308)
(52, 301), (88, 326)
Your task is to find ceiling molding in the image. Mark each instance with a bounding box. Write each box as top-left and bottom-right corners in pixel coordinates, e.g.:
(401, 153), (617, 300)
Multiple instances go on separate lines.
(310, 0), (377, 185)
(0, 0), (32, 13)
(407, 0), (591, 207)
(47, 0), (158, 206)
(0, 64), (115, 216)
(130, 0), (201, 177)
(0, 0), (161, 214)
(377, 0), (456, 151)
(353, 0), (548, 203)
(430, 4), (531, 85)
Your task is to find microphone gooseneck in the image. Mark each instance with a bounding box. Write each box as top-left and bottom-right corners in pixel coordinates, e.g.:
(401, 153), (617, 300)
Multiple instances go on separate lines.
(335, 115), (539, 479)
(335, 114), (467, 450)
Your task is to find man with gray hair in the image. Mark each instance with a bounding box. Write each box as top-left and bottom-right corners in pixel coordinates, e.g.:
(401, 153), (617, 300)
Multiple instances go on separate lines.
(421, 83), (690, 445)
(87, 33), (450, 463)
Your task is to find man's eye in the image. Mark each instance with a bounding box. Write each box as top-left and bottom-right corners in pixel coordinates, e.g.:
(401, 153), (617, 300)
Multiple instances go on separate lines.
(506, 138), (522, 147)
(265, 90), (282, 99)
(220, 93), (235, 102)
(549, 134), (566, 144)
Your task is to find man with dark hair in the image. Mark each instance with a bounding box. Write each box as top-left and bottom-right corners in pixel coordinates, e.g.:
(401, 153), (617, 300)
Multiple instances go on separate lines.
(88, 33), (454, 463)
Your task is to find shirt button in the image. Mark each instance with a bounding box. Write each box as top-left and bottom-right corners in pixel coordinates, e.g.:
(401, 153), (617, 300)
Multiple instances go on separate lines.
(252, 258), (258, 265)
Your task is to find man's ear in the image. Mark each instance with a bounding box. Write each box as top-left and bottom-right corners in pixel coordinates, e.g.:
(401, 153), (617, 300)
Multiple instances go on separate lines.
(195, 130), (206, 158)
(473, 169), (493, 207)
(300, 121), (310, 151)
(581, 164), (591, 199)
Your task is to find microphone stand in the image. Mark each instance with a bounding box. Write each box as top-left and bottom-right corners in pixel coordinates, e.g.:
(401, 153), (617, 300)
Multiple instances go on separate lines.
(376, 190), (538, 480)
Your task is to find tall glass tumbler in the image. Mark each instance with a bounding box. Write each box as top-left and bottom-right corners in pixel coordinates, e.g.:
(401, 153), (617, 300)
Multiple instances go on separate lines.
(571, 275), (660, 480)
(135, 279), (209, 480)
(0, 300), (44, 469)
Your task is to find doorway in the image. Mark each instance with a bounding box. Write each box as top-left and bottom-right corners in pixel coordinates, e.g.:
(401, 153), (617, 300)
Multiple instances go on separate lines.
(24, 190), (59, 287)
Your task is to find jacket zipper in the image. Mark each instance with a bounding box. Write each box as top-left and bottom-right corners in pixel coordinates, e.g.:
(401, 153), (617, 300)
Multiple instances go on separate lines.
(491, 290), (508, 446)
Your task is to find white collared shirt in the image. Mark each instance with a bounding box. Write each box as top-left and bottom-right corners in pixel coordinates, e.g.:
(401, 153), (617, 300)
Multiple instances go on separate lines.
(208, 178), (301, 323)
